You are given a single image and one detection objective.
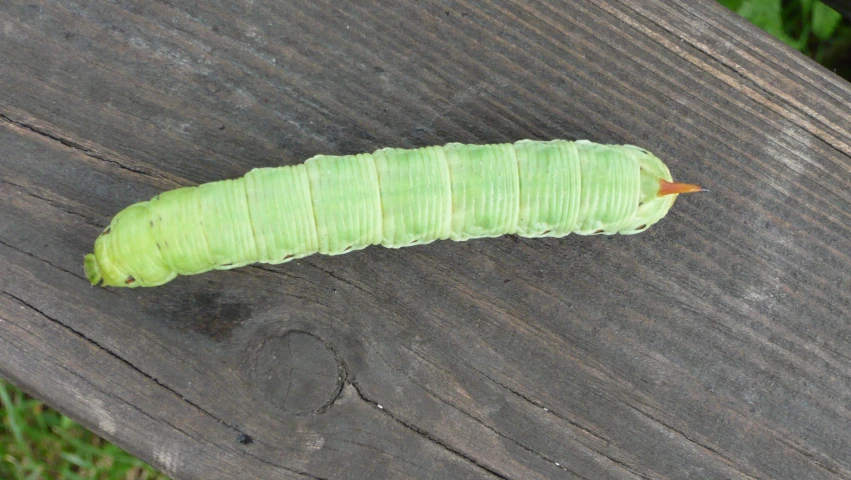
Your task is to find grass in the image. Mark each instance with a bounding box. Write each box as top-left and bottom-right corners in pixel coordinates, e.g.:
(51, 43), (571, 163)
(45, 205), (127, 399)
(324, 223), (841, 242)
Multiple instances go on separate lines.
(2, 2), (848, 479)
(0, 379), (169, 480)
(718, 0), (851, 79)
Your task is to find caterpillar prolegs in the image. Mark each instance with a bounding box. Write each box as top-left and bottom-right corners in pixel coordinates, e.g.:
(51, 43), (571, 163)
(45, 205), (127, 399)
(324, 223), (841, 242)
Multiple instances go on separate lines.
(85, 139), (702, 287)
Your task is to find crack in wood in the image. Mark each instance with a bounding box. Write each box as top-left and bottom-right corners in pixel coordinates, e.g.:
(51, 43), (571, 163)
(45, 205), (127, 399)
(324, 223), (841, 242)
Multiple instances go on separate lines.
(0, 238), (90, 284)
(0, 177), (107, 228)
(331, 436), (435, 476)
(316, 337), (348, 415)
(407, 375), (582, 478)
(626, 402), (762, 480)
(249, 263), (314, 284)
(0, 325), (323, 480)
(349, 380), (509, 479)
(0, 289), (252, 443)
(223, 267), (324, 305)
(774, 435), (850, 477)
(51, 361), (197, 441)
(64, 362), (329, 480)
(236, 449), (331, 480)
(468, 364), (611, 445)
(307, 261), (375, 297)
(464, 364), (656, 479)
(0, 112), (155, 177)
(388, 344), (595, 476)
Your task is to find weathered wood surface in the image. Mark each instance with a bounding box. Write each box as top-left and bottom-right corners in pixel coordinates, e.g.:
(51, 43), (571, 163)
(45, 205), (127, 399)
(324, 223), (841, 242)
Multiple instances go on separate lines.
(1, 1), (850, 478)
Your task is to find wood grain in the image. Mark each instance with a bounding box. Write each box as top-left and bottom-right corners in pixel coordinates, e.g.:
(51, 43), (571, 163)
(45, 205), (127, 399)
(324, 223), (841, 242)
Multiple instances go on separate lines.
(1, 1), (851, 478)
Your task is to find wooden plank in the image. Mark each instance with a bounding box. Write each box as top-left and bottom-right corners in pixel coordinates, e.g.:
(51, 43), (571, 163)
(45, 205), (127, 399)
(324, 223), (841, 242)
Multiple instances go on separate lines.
(1, 0), (850, 478)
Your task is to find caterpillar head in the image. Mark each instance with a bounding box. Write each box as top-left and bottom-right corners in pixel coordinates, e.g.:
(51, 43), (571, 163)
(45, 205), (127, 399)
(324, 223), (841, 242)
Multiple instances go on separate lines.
(618, 147), (703, 235)
(84, 202), (177, 288)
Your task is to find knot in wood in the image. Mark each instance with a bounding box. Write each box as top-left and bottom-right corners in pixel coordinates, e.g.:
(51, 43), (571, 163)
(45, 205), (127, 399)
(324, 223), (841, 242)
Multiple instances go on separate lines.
(254, 331), (342, 414)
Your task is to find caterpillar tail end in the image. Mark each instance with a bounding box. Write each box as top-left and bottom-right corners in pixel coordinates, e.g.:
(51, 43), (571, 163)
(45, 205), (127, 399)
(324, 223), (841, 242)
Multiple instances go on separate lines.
(84, 254), (102, 286)
(658, 179), (705, 196)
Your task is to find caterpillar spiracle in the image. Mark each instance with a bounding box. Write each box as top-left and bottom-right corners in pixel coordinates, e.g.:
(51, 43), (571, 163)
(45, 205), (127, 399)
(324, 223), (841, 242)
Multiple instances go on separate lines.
(84, 139), (702, 287)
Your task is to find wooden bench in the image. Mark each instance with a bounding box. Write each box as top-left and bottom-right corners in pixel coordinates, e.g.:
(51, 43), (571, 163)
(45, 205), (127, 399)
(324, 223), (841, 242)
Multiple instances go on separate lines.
(2, 0), (850, 478)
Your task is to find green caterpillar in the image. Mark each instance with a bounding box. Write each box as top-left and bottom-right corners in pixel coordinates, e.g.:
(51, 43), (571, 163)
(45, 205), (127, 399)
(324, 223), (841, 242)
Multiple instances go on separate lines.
(85, 139), (701, 287)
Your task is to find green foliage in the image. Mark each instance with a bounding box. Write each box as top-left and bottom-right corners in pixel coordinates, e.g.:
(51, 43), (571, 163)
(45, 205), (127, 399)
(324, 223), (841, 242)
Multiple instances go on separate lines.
(718, 0), (851, 78)
(810, 1), (843, 40)
(0, 379), (169, 480)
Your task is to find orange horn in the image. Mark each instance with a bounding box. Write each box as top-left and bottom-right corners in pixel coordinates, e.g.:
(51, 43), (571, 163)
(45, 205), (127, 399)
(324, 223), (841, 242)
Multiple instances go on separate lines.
(658, 179), (705, 197)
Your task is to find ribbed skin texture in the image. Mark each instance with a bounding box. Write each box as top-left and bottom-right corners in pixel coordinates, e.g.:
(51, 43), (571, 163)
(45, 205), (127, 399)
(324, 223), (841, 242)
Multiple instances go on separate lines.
(86, 140), (677, 287)
(244, 165), (318, 264)
(373, 145), (452, 247)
